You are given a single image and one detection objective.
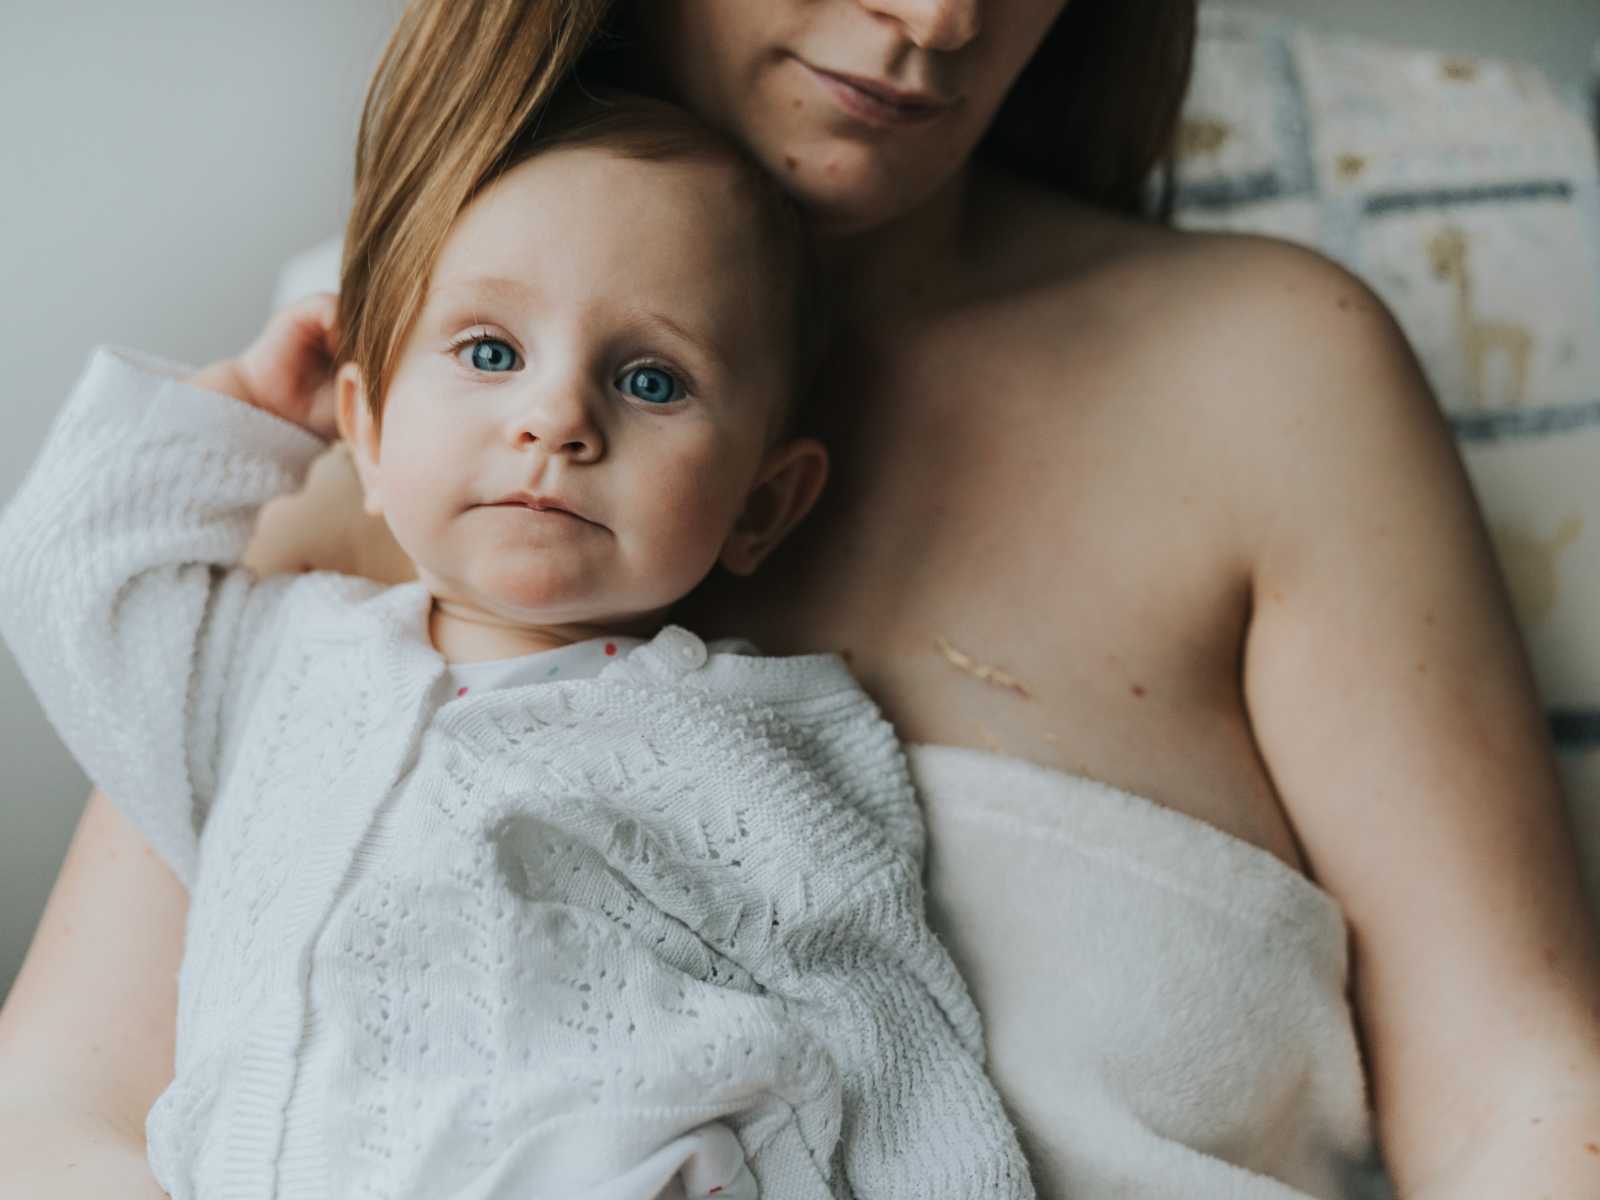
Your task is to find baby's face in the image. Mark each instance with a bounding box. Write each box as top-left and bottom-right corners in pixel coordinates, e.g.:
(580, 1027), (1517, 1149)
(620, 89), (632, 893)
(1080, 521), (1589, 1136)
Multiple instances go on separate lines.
(347, 146), (801, 634)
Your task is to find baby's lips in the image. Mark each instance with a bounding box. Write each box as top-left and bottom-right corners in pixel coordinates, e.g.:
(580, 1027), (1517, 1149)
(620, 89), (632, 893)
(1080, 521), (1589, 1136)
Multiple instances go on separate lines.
(484, 491), (602, 526)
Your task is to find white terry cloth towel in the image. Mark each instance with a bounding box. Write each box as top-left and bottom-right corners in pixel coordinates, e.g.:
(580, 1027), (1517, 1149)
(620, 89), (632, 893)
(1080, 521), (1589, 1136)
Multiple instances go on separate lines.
(911, 744), (1395, 1200)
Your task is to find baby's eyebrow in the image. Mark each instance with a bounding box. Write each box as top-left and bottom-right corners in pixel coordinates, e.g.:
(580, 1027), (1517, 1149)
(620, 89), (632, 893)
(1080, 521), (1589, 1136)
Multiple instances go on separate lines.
(624, 308), (735, 377)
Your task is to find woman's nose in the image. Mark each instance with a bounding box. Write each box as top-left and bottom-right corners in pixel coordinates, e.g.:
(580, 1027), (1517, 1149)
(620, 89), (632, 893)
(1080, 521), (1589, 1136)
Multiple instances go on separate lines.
(859, 0), (982, 52)
(505, 382), (604, 463)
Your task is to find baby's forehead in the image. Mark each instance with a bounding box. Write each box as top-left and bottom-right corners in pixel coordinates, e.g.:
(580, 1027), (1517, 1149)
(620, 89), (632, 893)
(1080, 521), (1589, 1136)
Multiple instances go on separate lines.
(489, 146), (776, 263)
(434, 146), (793, 345)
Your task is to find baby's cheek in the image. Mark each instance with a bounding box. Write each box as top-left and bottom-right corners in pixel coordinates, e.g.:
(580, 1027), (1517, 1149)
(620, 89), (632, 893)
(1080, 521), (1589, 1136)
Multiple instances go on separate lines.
(633, 478), (740, 585)
(372, 447), (456, 564)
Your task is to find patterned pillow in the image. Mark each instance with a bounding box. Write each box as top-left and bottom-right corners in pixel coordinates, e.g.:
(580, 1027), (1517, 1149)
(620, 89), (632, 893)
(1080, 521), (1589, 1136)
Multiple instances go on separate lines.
(1166, 5), (1600, 905)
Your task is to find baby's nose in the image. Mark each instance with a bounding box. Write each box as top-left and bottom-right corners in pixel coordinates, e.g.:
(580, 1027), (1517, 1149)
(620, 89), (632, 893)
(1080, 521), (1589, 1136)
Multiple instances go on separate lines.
(506, 385), (604, 461)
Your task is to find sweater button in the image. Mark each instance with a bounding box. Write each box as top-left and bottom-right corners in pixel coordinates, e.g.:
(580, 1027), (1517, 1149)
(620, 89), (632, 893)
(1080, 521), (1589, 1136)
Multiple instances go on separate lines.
(658, 625), (708, 670)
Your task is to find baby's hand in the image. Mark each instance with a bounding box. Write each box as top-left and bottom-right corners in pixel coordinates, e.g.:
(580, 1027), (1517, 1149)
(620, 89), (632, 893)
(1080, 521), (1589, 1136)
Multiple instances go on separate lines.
(185, 292), (340, 439)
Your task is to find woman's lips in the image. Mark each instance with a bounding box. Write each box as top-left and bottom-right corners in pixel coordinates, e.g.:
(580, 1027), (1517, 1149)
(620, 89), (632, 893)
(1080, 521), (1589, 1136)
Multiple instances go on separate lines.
(798, 61), (955, 128)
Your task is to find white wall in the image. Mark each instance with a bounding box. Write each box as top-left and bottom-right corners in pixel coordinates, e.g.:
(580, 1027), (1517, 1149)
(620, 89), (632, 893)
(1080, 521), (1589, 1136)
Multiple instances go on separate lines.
(1, 1), (1598, 1001)
(0, 1), (402, 999)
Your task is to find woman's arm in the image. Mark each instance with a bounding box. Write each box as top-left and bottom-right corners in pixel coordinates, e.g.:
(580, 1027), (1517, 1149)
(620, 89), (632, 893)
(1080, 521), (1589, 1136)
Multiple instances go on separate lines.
(1211, 240), (1600, 1196)
(0, 790), (184, 1198)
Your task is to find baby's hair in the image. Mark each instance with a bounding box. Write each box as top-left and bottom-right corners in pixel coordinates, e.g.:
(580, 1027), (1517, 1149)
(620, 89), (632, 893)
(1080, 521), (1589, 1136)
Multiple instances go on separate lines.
(339, 0), (824, 443)
(339, 0), (609, 423)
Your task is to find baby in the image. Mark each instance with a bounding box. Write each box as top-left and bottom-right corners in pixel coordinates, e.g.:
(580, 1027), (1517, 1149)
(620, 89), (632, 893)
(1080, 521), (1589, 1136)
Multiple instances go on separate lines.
(0, 89), (1033, 1199)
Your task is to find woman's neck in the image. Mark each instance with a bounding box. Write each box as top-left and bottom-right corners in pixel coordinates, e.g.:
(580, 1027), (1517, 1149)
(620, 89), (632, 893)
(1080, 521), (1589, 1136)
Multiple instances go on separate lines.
(816, 163), (975, 327)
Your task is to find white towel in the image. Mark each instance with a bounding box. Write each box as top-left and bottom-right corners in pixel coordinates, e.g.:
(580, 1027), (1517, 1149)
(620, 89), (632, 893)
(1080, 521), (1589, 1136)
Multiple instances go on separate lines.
(911, 743), (1393, 1199)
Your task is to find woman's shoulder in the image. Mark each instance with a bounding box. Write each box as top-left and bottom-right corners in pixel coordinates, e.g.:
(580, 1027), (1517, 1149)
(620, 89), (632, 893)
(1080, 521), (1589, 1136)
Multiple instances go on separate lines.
(960, 163), (1449, 576)
(975, 163), (1388, 338)
(969, 164), (1423, 426)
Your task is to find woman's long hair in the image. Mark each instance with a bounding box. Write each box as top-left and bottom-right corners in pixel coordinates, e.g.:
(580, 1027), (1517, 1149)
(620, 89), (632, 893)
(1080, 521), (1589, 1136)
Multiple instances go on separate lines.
(982, 0), (1198, 220)
(339, 0), (1198, 411)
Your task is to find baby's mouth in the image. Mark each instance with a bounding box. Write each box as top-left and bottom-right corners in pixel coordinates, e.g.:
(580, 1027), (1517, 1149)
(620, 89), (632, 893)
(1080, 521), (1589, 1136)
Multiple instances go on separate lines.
(483, 492), (602, 527)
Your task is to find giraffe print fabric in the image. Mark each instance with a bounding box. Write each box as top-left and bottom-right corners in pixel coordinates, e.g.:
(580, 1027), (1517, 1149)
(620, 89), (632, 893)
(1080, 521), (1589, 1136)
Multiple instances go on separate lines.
(1163, 2), (1600, 921)
(1169, 4), (1600, 424)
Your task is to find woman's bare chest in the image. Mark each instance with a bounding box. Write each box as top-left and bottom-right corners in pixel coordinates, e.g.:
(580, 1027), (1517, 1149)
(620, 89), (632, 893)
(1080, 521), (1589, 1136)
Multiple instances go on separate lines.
(678, 327), (1307, 871)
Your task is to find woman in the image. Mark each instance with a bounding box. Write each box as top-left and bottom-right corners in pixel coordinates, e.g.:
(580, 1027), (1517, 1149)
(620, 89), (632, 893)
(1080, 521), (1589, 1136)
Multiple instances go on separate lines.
(4, 1), (1599, 1196)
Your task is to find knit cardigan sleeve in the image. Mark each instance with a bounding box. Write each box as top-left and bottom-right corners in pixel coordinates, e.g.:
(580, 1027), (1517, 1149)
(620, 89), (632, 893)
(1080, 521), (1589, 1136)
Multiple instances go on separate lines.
(0, 347), (327, 887)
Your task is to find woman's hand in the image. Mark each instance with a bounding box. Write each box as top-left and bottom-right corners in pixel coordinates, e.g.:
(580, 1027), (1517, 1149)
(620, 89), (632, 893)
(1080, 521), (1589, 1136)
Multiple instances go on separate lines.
(186, 292), (340, 438)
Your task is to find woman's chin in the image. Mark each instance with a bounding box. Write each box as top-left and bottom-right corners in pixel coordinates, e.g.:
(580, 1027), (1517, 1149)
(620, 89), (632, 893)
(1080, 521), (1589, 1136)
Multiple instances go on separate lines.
(798, 164), (964, 244)
(759, 143), (925, 234)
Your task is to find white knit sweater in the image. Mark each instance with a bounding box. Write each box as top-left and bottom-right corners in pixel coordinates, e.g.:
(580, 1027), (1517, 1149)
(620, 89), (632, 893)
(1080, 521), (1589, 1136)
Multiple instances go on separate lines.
(0, 348), (1035, 1200)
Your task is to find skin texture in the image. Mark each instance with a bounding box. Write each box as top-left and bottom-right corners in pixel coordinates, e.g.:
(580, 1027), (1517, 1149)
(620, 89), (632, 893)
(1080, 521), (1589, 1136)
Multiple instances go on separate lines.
(0, 792), (177, 1200)
(7, 0), (1600, 1195)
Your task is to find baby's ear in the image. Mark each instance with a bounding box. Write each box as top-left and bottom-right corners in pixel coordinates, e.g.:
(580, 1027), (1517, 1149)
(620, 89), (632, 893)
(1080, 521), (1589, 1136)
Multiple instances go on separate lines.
(719, 437), (829, 576)
(335, 362), (384, 517)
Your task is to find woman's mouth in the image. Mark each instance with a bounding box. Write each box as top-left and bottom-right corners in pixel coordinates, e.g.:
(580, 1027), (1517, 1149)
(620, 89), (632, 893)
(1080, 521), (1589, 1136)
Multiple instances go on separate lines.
(798, 60), (957, 129)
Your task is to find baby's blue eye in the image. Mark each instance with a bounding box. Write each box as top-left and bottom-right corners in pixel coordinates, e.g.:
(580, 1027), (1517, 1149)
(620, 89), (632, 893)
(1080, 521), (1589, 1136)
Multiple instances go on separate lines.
(618, 365), (683, 405)
(458, 337), (518, 372)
